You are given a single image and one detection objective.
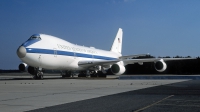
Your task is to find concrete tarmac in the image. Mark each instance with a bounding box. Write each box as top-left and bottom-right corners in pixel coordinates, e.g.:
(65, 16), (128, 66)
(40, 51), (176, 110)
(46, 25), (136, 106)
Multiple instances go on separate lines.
(0, 74), (199, 112)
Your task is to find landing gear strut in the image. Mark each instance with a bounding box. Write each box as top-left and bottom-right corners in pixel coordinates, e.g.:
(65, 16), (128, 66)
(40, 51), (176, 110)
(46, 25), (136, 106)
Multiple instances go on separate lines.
(90, 70), (97, 77)
(32, 68), (43, 80)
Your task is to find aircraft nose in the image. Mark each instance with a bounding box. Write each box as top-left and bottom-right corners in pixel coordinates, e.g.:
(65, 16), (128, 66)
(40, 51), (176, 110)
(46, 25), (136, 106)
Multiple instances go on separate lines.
(17, 46), (26, 58)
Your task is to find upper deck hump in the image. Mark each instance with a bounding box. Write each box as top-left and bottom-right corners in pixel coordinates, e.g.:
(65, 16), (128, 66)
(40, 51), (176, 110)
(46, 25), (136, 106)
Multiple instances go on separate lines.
(39, 34), (73, 45)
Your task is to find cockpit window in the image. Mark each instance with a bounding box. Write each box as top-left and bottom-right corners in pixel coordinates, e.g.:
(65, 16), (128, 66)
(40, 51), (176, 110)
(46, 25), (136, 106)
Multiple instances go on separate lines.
(29, 34), (41, 40)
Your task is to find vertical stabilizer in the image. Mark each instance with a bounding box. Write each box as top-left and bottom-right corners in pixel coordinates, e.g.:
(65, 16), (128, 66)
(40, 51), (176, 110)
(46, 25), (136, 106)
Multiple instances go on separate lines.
(110, 28), (123, 54)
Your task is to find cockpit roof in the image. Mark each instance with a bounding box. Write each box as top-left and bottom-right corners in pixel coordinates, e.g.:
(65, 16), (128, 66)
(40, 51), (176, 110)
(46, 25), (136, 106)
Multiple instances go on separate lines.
(29, 34), (41, 40)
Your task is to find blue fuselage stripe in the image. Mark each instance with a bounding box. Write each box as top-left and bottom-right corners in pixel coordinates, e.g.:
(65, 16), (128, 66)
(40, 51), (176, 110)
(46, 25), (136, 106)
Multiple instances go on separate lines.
(57, 50), (74, 56)
(26, 48), (117, 60)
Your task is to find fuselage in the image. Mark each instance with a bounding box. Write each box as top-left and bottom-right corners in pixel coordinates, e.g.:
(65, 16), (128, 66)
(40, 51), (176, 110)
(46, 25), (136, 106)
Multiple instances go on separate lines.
(17, 34), (121, 70)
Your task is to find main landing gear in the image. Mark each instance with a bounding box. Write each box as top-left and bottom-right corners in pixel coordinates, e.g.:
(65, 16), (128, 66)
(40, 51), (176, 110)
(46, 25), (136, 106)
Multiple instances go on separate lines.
(78, 70), (107, 78)
(60, 68), (107, 79)
(78, 71), (87, 77)
(62, 71), (71, 78)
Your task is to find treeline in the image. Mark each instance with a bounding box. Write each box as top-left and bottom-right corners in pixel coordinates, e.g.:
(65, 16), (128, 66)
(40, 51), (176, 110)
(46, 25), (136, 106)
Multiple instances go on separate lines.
(125, 56), (200, 75)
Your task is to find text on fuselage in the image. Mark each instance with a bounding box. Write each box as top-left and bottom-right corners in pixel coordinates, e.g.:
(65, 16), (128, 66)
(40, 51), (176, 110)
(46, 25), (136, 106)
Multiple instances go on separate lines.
(57, 44), (98, 54)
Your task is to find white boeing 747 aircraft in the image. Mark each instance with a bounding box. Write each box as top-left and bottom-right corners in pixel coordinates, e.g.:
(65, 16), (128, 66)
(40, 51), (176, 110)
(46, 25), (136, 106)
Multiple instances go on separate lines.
(17, 28), (192, 79)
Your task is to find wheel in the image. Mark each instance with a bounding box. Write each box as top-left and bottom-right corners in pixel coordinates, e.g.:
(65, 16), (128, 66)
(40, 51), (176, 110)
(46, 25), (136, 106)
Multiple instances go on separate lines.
(39, 75), (43, 79)
(98, 74), (107, 77)
(78, 74), (86, 77)
(90, 71), (97, 77)
(37, 72), (44, 79)
(90, 74), (98, 77)
(97, 71), (107, 77)
(65, 74), (71, 77)
(62, 74), (71, 78)
(62, 71), (71, 78)
(31, 71), (43, 80)
(78, 71), (87, 77)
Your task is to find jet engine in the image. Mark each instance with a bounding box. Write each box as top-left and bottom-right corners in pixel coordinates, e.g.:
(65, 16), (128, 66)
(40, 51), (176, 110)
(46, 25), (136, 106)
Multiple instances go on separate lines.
(154, 59), (167, 72)
(27, 66), (36, 75)
(18, 63), (28, 71)
(18, 63), (36, 75)
(111, 63), (125, 75)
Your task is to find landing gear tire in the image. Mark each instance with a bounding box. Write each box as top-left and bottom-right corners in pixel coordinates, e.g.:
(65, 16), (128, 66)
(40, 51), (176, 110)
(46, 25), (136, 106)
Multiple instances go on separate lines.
(98, 74), (107, 77)
(39, 75), (43, 79)
(62, 71), (71, 78)
(78, 74), (87, 77)
(32, 71), (43, 80)
(90, 74), (98, 77)
(97, 71), (107, 78)
(32, 75), (43, 80)
(37, 72), (43, 80)
(89, 70), (97, 77)
(78, 71), (87, 77)
(62, 74), (71, 78)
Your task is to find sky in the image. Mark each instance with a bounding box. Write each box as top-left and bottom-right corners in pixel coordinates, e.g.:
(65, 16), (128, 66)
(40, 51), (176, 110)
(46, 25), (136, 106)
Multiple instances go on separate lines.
(0, 0), (200, 69)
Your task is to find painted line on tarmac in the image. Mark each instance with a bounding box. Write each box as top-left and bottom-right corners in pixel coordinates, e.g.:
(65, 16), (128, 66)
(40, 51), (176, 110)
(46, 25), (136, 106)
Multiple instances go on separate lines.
(156, 103), (200, 107)
(134, 95), (174, 112)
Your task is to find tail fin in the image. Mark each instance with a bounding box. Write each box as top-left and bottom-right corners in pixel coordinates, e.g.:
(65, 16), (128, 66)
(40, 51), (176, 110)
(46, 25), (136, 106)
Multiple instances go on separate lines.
(110, 28), (123, 54)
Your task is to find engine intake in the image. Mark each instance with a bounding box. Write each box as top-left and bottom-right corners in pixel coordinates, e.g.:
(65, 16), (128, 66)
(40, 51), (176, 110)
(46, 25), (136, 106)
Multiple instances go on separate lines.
(18, 63), (36, 75)
(27, 66), (36, 75)
(154, 60), (167, 72)
(111, 64), (125, 75)
(18, 63), (28, 71)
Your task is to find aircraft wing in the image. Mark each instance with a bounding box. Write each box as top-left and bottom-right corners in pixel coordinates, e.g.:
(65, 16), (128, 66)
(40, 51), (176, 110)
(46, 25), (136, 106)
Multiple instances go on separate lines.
(123, 58), (195, 64)
(78, 57), (194, 68)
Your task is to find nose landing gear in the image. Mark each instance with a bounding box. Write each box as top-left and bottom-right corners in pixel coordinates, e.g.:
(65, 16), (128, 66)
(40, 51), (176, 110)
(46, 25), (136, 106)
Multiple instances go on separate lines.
(32, 68), (43, 80)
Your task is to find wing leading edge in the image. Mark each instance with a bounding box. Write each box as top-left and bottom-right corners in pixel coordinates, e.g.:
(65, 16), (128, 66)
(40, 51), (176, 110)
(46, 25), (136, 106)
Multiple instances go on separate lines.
(78, 56), (194, 68)
(123, 57), (195, 65)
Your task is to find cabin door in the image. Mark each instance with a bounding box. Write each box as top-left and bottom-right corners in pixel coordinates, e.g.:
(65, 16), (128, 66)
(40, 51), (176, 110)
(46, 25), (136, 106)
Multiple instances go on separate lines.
(54, 48), (57, 57)
(38, 55), (42, 67)
(74, 52), (76, 59)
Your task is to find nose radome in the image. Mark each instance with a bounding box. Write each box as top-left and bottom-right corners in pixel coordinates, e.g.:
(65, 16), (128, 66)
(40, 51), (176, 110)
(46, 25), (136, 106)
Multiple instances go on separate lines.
(17, 46), (26, 58)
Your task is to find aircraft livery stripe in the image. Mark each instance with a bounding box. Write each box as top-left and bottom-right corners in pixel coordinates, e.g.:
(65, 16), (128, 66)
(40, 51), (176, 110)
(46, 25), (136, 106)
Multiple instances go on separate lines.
(57, 50), (74, 56)
(75, 53), (93, 58)
(26, 48), (117, 60)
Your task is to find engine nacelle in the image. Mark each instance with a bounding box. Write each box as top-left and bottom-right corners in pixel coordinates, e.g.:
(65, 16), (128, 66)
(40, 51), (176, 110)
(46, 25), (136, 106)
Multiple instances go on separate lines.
(154, 59), (167, 72)
(111, 64), (126, 75)
(18, 63), (36, 75)
(18, 63), (28, 71)
(27, 66), (36, 75)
